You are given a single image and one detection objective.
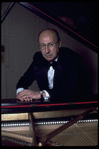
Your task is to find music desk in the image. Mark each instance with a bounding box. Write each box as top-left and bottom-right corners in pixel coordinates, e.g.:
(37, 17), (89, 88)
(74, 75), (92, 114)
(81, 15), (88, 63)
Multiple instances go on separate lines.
(1, 97), (98, 146)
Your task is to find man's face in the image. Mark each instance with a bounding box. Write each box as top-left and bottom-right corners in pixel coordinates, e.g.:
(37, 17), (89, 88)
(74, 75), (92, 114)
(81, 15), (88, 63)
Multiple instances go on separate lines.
(39, 30), (61, 62)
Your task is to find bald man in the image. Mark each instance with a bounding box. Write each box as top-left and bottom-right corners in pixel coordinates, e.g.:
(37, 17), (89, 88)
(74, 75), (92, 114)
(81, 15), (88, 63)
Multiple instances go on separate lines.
(16, 29), (81, 102)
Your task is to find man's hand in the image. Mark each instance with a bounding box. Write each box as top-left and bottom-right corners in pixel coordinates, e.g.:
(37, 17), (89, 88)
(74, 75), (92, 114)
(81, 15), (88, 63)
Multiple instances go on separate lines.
(16, 89), (41, 102)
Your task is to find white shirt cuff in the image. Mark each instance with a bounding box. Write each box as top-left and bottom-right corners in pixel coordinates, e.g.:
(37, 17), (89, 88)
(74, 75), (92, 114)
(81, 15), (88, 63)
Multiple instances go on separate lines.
(43, 90), (50, 100)
(16, 88), (24, 95)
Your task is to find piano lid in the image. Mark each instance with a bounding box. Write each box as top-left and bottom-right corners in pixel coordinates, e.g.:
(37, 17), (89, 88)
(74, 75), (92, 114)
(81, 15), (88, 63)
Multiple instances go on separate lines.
(19, 2), (98, 53)
(1, 2), (98, 53)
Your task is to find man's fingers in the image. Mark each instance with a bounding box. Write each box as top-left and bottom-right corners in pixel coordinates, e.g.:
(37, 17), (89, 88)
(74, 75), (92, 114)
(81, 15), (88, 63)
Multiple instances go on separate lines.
(17, 91), (32, 101)
(17, 96), (32, 102)
(16, 89), (40, 101)
(17, 91), (30, 98)
(18, 90), (32, 97)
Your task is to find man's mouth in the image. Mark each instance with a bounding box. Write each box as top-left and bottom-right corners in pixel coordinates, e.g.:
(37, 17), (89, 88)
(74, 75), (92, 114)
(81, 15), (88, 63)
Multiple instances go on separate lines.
(45, 54), (53, 58)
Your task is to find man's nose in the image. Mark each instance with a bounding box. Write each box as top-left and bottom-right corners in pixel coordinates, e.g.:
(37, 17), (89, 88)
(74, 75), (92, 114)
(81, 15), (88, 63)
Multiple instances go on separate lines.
(45, 45), (50, 53)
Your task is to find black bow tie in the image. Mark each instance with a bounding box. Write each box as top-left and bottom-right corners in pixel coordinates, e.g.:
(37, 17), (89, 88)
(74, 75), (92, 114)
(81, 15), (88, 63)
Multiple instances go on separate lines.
(47, 61), (57, 69)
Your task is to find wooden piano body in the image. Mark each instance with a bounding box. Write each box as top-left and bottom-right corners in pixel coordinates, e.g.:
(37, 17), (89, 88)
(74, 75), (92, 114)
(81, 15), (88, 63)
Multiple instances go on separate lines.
(1, 95), (98, 146)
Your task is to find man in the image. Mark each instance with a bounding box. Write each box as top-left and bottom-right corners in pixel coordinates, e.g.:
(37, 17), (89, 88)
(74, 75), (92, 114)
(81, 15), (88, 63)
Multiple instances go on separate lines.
(16, 28), (81, 102)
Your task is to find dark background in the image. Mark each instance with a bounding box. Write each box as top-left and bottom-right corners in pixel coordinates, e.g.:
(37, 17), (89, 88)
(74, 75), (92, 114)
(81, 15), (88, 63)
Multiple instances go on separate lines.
(29, 2), (98, 47)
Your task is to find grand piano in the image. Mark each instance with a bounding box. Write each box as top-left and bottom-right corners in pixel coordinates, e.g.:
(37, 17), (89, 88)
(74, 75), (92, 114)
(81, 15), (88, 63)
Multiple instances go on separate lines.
(1, 95), (98, 146)
(1, 2), (98, 146)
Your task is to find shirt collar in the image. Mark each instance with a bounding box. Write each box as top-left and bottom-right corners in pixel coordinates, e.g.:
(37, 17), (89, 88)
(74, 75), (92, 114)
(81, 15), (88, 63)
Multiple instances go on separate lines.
(55, 56), (58, 62)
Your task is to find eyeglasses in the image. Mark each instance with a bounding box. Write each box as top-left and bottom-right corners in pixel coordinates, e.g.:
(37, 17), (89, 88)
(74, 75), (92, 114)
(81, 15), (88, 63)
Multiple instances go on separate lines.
(39, 41), (58, 50)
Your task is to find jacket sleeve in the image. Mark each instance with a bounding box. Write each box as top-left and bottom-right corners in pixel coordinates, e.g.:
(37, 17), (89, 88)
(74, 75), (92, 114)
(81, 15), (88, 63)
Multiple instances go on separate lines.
(16, 59), (36, 90)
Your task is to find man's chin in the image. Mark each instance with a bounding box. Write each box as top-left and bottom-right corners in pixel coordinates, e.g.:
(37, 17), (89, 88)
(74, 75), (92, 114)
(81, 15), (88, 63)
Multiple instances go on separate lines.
(44, 55), (56, 62)
(47, 57), (54, 62)
(45, 57), (53, 62)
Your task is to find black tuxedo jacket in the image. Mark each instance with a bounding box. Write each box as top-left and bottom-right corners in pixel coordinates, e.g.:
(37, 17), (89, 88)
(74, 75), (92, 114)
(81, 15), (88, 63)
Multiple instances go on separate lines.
(16, 47), (81, 102)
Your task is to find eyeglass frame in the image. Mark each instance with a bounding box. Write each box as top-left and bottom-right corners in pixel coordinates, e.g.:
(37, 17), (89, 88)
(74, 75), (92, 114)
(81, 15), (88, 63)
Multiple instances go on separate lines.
(39, 41), (59, 50)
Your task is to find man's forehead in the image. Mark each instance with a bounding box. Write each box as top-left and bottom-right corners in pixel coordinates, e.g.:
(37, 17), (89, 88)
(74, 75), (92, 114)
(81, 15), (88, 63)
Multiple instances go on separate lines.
(39, 30), (57, 40)
(39, 37), (55, 45)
